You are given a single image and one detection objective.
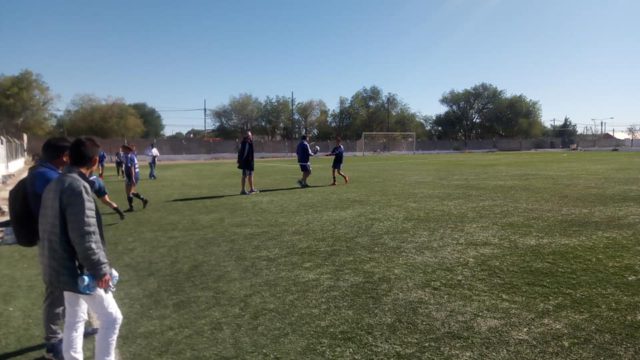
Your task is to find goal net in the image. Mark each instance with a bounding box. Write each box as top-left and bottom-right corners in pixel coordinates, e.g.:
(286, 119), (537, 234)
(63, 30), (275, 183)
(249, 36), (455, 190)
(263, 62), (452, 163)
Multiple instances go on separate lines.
(359, 132), (416, 156)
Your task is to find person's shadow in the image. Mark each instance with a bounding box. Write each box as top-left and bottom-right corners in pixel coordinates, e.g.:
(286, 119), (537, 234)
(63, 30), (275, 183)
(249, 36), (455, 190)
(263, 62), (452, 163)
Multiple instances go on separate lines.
(0, 329), (98, 359)
(0, 343), (45, 360)
(170, 185), (329, 202)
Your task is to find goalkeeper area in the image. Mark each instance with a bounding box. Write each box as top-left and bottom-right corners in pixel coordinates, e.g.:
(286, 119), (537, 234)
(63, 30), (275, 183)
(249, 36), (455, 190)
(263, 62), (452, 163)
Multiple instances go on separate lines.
(1, 152), (638, 358)
(358, 132), (416, 155)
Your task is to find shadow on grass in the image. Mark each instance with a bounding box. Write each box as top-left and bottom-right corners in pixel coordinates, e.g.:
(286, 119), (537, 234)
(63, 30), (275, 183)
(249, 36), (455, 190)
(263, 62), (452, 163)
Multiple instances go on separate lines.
(0, 342), (45, 360)
(0, 332), (98, 359)
(170, 185), (329, 202)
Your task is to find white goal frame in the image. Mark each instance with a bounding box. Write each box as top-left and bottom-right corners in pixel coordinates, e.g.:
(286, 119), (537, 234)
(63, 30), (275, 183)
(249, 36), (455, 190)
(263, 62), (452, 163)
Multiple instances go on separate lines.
(360, 132), (416, 156)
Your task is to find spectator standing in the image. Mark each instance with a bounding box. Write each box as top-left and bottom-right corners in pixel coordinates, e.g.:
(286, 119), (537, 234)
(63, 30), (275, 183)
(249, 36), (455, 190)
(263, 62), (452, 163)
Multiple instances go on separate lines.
(237, 131), (257, 194)
(39, 137), (123, 360)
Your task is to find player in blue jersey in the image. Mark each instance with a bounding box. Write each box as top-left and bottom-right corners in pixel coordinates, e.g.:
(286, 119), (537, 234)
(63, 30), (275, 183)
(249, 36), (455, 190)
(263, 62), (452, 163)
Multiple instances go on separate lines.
(122, 145), (149, 212)
(296, 135), (317, 188)
(326, 137), (349, 185)
(89, 174), (125, 220)
(98, 150), (107, 179)
(114, 148), (125, 178)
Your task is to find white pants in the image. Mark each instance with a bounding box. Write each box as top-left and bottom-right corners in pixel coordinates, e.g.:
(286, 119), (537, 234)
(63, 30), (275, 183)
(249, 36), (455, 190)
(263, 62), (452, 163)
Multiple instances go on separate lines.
(63, 289), (123, 360)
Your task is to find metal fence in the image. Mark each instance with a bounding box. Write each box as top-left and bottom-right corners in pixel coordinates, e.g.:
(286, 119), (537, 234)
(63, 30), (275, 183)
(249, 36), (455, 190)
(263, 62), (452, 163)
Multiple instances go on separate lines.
(0, 135), (27, 179)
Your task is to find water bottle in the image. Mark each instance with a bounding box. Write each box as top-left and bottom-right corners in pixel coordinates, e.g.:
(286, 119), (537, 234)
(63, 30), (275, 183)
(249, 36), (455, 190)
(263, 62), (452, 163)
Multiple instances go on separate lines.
(78, 274), (97, 294)
(77, 268), (119, 294)
(109, 268), (119, 292)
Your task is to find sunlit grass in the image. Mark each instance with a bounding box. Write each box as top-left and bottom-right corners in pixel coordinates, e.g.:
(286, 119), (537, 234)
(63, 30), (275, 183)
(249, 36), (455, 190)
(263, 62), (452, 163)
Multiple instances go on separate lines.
(1, 151), (639, 359)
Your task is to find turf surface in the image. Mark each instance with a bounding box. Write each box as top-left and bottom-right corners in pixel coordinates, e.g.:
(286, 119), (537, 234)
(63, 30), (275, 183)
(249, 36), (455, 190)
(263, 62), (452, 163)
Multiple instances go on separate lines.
(1, 152), (639, 359)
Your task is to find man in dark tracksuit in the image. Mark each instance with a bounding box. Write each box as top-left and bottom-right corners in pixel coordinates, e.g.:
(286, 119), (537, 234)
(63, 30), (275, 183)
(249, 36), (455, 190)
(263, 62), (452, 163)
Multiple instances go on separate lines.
(237, 131), (257, 195)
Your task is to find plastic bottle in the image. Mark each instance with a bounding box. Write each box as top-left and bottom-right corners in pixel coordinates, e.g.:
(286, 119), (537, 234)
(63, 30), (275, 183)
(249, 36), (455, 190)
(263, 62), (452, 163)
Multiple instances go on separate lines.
(109, 268), (119, 292)
(77, 268), (119, 294)
(78, 274), (97, 294)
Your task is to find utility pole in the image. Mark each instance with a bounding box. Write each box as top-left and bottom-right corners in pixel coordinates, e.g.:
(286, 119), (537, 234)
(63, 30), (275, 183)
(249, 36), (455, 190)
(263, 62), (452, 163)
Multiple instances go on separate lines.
(291, 91), (295, 140)
(386, 97), (390, 132)
(591, 117), (614, 136)
(204, 99), (207, 134)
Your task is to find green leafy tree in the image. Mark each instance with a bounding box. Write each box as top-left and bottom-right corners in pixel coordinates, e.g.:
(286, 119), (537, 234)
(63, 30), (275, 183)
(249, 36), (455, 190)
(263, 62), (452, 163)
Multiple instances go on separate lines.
(129, 102), (165, 139)
(295, 99), (328, 137)
(342, 86), (426, 139)
(62, 95), (144, 138)
(211, 93), (262, 139)
(348, 86), (387, 135)
(0, 69), (55, 136)
(259, 96), (291, 140)
(329, 97), (351, 138)
(484, 95), (543, 138)
(551, 117), (578, 148)
(434, 83), (543, 141)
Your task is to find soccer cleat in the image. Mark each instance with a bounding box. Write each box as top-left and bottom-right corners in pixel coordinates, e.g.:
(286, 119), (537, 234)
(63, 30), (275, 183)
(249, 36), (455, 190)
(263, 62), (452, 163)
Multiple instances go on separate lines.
(330, 182), (337, 186)
(84, 326), (99, 337)
(142, 199), (149, 209)
(44, 339), (63, 360)
(249, 189), (259, 194)
(124, 207), (134, 213)
(240, 190), (249, 195)
(114, 208), (125, 220)
(297, 179), (304, 187)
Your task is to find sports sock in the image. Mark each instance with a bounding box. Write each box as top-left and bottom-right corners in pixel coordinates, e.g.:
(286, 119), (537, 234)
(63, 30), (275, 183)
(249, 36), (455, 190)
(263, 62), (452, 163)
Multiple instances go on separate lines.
(127, 196), (133, 208)
(132, 192), (146, 201)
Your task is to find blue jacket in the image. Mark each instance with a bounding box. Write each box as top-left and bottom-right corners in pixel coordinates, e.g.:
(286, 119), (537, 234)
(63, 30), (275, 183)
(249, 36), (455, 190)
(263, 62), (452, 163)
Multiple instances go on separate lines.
(27, 161), (61, 217)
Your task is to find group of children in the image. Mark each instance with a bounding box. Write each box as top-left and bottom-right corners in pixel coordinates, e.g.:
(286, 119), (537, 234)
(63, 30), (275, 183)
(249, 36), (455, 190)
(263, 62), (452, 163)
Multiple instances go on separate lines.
(91, 144), (149, 220)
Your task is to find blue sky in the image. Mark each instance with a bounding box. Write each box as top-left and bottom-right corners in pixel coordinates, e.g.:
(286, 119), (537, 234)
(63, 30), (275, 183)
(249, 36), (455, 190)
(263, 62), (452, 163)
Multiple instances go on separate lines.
(1, 0), (638, 135)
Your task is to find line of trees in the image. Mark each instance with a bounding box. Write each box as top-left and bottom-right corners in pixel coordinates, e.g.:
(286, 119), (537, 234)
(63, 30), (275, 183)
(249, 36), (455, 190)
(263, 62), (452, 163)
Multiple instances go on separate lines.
(0, 70), (164, 139)
(1, 69), (581, 143)
(210, 86), (430, 141)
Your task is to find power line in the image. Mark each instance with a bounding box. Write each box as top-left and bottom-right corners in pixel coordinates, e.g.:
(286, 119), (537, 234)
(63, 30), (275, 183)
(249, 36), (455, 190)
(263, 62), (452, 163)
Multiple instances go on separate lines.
(156, 108), (203, 112)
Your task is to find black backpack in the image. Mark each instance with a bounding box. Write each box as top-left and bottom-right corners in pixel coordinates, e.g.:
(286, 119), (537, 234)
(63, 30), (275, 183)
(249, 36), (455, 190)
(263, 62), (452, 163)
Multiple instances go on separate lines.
(9, 176), (39, 247)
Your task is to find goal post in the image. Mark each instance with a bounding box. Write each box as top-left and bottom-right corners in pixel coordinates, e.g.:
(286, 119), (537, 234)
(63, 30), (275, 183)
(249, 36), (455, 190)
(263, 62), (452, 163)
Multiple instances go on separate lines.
(360, 132), (416, 156)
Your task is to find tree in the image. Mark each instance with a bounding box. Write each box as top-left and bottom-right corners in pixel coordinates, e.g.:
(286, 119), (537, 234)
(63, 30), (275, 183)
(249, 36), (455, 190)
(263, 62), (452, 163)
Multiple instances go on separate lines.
(211, 93), (262, 139)
(230, 93), (262, 132)
(61, 95), (145, 138)
(295, 99), (328, 137)
(484, 95), (543, 138)
(348, 86), (387, 135)
(329, 97), (351, 138)
(129, 103), (165, 139)
(433, 83), (543, 142)
(259, 96), (291, 140)
(549, 117), (578, 148)
(437, 83), (503, 142)
(0, 69), (55, 136)
(627, 125), (640, 147)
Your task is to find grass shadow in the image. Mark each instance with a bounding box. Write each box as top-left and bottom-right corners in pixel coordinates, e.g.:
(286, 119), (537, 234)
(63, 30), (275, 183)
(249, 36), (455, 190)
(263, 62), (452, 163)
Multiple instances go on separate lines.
(170, 185), (329, 203)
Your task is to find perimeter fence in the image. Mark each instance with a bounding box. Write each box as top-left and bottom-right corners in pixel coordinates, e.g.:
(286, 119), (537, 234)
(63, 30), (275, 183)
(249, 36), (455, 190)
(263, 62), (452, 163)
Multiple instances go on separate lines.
(26, 136), (628, 161)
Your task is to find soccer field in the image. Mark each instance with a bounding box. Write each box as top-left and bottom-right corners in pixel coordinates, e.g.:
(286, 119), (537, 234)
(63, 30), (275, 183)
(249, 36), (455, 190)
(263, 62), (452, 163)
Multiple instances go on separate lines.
(1, 152), (639, 359)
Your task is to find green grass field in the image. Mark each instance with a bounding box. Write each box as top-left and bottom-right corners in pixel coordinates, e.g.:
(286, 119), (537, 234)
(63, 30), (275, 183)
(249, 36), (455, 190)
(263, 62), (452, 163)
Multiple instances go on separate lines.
(1, 152), (639, 359)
